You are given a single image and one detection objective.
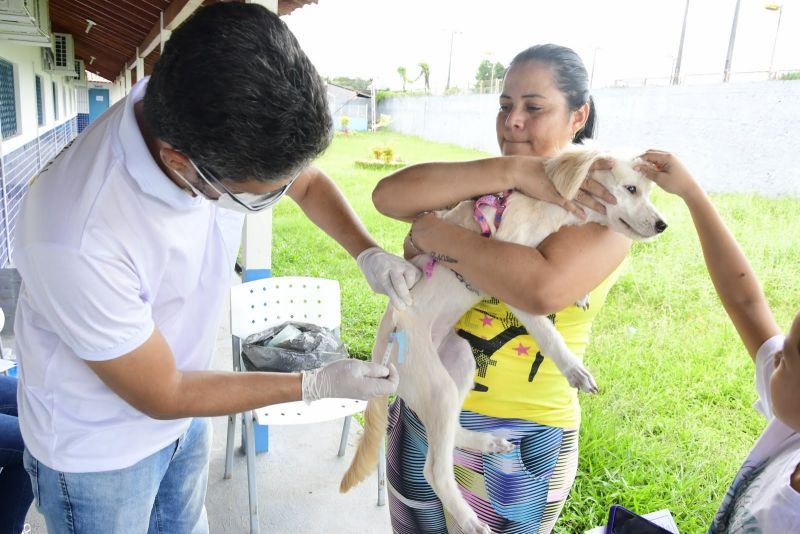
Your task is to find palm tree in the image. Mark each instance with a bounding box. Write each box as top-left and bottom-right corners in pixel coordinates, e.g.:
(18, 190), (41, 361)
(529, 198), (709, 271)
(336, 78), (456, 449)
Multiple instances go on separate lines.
(397, 66), (408, 91)
(418, 62), (431, 93)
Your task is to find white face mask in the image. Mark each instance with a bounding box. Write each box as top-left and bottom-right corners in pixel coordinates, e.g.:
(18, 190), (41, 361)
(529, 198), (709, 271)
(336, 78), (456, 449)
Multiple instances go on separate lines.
(212, 192), (266, 214)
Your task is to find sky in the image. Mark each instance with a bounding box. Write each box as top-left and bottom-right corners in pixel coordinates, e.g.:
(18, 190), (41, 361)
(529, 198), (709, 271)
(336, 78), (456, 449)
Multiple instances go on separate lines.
(283, 0), (799, 92)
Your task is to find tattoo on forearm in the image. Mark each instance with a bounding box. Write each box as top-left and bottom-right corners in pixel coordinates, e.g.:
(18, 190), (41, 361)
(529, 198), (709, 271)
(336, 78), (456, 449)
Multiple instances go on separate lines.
(429, 251), (458, 264)
(451, 269), (479, 294)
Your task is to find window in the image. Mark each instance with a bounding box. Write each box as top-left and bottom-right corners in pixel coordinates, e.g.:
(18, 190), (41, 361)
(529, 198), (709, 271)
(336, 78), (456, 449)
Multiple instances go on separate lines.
(0, 58), (18, 139)
(35, 75), (44, 126)
(62, 83), (67, 117)
(52, 81), (58, 120)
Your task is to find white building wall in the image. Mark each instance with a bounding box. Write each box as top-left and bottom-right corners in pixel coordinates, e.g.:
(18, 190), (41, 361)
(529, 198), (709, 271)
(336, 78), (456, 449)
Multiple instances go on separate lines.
(0, 42), (78, 155)
(0, 41), (81, 267)
(76, 83), (88, 113)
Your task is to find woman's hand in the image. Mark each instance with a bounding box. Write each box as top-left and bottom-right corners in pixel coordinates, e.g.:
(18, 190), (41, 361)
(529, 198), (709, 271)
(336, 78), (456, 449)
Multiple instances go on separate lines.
(636, 149), (701, 199)
(508, 156), (615, 219)
(407, 212), (437, 256)
(574, 158), (617, 214)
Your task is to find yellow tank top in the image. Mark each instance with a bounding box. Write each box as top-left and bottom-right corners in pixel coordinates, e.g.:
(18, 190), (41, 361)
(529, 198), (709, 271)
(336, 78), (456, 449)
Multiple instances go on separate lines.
(456, 267), (622, 428)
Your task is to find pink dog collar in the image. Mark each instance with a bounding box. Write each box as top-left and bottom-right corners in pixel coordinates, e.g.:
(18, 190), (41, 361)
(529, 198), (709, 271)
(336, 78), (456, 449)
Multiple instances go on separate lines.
(473, 190), (514, 237)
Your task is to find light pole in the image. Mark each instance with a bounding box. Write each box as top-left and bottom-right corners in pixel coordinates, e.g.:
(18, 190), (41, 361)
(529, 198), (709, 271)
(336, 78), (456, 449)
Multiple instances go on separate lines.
(446, 31), (455, 92)
(445, 30), (463, 93)
(765, 3), (783, 79)
(588, 47), (599, 89)
(672, 0), (690, 85)
(723, 0), (742, 82)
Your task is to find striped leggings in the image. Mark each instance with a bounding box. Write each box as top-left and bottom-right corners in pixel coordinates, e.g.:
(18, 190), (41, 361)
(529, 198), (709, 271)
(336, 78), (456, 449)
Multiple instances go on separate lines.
(387, 398), (579, 534)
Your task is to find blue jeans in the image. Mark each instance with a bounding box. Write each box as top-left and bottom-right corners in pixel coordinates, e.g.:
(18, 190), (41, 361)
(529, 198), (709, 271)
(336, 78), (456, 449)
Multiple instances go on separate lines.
(0, 375), (33, 534)
(24, 417), (211, 534)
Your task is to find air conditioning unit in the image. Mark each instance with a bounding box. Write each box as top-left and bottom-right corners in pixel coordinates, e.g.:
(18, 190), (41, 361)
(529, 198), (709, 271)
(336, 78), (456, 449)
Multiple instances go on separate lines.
(52, 33), (75, 71)
(72, 59), (87, 85)
(42, 32), (75, 76)
(0, 0), (51, 46)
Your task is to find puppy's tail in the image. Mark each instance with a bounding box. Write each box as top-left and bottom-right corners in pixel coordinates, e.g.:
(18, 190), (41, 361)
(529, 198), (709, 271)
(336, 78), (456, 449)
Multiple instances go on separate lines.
(340, 395), (389, 493)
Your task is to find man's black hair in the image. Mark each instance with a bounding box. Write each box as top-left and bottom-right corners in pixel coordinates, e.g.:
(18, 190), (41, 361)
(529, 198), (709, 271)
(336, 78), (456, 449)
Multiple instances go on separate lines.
(144, 2), (332, 183)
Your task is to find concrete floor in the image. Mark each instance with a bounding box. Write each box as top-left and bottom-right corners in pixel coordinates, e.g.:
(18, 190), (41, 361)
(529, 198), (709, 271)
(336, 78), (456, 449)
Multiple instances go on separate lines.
(23, 291), (392, 534)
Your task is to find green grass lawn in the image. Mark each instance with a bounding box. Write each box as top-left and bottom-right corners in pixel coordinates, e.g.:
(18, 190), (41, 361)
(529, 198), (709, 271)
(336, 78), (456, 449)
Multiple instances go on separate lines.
(271, 131), (800, 533)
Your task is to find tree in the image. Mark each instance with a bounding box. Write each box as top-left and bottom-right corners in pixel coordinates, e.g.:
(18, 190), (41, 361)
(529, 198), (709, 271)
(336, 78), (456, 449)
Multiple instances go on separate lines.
(475, 60), (505, 92)
(397, 66), (408, 91)
(475, 59), (493, 84)
(329, 76), (372, 92)
(418, 62), (431, 93)
(493, 61), (505, 80)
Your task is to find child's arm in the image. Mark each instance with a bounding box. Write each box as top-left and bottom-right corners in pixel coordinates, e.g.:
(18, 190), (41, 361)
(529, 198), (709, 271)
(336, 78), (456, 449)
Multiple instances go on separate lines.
(638, 150), (780, 360)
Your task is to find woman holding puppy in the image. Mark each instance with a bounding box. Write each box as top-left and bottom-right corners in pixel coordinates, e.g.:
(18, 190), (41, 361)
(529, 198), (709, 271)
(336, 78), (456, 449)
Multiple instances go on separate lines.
(373, 44), (629, 533)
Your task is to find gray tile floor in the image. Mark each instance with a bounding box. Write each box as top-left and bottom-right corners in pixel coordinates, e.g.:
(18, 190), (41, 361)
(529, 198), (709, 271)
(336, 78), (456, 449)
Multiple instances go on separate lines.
(22, 293), (392, 533)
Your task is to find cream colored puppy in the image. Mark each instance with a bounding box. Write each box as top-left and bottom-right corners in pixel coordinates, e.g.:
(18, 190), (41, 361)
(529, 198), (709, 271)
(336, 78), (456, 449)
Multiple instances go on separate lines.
(342, 145), (667, 534)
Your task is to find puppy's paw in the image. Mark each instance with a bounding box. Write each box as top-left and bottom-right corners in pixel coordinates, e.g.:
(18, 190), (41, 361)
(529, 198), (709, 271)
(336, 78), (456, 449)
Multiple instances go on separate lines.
(482, 435), (515, 454)
(564, 364), (598, 394)
(575, 294), (590, 311)
(455, 428), (515, 453)
(462, 516), (493, 534)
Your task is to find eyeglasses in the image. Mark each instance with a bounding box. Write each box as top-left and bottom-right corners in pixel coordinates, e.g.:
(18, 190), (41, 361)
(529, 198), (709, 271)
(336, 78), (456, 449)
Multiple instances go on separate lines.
(188, 159), (298, 212)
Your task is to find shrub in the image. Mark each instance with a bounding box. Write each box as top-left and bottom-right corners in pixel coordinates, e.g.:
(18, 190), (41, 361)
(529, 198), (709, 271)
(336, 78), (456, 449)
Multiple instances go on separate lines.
(380, 146), (394, 163)
(355, 145), (405, 170)
(370, 145), (396, 163)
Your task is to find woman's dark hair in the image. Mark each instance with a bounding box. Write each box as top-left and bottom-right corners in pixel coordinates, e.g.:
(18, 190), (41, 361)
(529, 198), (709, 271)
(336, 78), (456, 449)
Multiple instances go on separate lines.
(510, 44), (597, 143)
(144, 2), (332, 183)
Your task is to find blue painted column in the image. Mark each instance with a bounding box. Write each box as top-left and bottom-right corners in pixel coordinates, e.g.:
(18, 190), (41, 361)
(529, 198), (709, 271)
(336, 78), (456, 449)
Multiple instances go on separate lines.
(242, 209), (272, 453)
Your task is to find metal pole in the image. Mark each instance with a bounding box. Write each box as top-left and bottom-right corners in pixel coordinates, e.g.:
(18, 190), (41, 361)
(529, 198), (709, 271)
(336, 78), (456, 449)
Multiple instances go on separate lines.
(672, 0), (690, 85)
(768, 6), (783, 79)
(445, 32), (454, 91)
(723, 0), (742, 83)
(370, 80), (376, 131)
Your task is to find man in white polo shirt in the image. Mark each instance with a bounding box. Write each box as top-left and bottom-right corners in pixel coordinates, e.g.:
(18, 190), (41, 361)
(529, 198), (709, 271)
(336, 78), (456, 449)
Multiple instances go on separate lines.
(13, 4), (415, 533)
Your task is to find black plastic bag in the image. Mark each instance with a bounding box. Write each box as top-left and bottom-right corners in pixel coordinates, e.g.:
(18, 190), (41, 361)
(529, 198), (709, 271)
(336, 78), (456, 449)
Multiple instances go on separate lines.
(241, 321), (348, 373)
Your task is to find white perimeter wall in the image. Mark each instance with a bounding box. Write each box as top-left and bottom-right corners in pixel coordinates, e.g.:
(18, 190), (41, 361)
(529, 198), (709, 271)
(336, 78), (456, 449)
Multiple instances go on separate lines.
(379, 81), (800, 196)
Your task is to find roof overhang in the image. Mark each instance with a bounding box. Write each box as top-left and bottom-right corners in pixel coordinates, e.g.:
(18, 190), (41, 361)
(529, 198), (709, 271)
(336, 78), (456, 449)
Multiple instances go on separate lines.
(49, 0), (318, 82)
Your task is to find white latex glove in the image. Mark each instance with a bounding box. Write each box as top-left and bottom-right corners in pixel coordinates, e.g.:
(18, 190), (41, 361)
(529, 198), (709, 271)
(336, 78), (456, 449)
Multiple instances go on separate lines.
(356, 246), (421, 310)
(301, 359), (399, 402)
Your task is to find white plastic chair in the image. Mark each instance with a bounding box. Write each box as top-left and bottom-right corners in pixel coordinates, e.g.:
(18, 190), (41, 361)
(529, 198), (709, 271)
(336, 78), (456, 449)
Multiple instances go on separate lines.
(223, 276), (386, 534)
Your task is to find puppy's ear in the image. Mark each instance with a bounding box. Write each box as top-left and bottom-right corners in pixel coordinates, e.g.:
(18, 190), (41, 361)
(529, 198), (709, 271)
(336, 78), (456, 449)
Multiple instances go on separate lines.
(544, 145), (603, 200)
